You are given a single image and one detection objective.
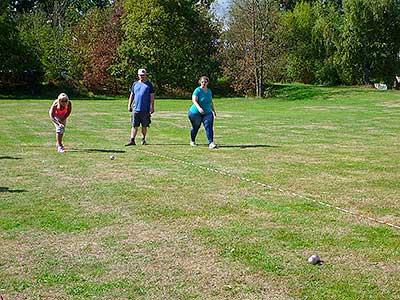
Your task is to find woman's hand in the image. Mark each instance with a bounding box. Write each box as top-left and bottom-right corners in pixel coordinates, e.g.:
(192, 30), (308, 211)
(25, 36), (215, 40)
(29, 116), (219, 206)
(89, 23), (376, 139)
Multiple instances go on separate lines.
(52, 118), (63, 127)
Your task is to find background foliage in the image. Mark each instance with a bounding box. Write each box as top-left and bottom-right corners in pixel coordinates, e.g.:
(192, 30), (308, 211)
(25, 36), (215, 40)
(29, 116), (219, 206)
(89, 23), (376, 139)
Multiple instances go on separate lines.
(221, 0), (284, 97)
(1, 0), (400, 96)
(118, 0), (220, 92)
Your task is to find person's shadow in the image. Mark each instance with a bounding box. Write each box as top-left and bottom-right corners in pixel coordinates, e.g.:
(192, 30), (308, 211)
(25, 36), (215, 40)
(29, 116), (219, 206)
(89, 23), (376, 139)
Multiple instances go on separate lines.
(148, 143), (191, 146)
(68, 148), (126, 153)
(149, 144), (278, 148)
(217, 144), (279, 149)
(0, 156), (22, 160)
(0, 187), (27, 193)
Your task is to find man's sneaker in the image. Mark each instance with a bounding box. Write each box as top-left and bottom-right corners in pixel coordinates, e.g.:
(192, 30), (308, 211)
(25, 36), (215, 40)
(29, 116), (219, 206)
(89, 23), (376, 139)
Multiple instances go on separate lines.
(57, 145), (65, 153)
(125, 140), (136, 146)
(209, 142), (217, 149)
(141, 139), (147, 145)
(190, 141), (197, 146)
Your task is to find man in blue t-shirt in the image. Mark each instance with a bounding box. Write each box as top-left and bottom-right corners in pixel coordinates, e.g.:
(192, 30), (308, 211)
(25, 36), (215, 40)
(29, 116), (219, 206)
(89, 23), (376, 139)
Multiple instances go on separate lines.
(125, 69), (155, 146)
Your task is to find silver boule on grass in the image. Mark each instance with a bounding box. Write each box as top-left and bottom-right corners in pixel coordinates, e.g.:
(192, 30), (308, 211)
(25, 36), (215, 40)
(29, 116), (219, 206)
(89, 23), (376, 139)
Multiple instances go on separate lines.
(307, 254), (321, 265)
(110, 155), (116, 160)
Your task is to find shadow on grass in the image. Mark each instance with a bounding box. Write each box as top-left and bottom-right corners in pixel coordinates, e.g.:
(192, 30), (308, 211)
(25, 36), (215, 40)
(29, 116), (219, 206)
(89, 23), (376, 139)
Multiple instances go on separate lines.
(0, 156), (22, 160)
(146, 143), (279, 148)
(69, 148), (126, 153)
(218, 144), (279, 149)
(0, 187), (27, 193)
(149, 143), (191, 146)
(148, 143), (278, 148)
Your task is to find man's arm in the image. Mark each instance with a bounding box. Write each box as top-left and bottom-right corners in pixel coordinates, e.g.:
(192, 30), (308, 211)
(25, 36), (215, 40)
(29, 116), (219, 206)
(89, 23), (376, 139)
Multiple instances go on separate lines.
(128, 92), (134, 112)
(150, 93), (155, 114)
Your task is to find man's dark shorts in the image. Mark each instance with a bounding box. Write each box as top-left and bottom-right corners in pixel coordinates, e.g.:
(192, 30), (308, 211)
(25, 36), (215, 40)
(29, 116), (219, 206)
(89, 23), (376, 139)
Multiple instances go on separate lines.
(131, 111), (151, 127)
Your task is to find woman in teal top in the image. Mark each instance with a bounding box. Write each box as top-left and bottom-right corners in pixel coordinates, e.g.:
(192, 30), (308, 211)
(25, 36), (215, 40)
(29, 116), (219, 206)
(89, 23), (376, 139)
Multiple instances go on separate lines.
(188, 76), (217, 149)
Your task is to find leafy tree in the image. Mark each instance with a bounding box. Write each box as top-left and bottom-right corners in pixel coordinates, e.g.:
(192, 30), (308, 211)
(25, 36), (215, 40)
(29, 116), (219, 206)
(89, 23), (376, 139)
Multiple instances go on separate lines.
(313, 3), (341, 84)
(71, 1), (125, 94)
(9, 0), (112, 16)
(336, 0), (400, 85)
(12, 1), (115, 90)
(118, 0), (220, 91)
(16, 10), (73, 84)
(221, 0), (283, 97)
(35, 0), (113, 27)
(283, 1), (319, 83)
(283, 1), (341, 84)
(0, 10), (43, 90)
(280, 0), (342, 11)
(8, 0), (38, 13)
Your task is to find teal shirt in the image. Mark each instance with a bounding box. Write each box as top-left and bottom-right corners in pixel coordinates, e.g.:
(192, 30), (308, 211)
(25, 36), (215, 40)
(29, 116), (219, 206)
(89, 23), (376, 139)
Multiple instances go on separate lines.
(189, 87), (213, 115)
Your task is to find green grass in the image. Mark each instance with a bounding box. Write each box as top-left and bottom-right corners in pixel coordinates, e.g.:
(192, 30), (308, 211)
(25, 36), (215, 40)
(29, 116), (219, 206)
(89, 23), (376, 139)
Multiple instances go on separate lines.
(1, 83), (400, 299)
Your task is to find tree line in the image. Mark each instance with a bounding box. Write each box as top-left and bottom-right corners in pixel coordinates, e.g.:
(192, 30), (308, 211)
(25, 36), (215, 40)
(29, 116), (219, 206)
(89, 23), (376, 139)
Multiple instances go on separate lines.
(1, 0), (400, 97)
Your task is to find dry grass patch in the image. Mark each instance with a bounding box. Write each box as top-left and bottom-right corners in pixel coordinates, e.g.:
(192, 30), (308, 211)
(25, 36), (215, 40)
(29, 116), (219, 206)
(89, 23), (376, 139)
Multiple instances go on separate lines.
(376, 101), (400, 108)
(0, 220), (291, 300)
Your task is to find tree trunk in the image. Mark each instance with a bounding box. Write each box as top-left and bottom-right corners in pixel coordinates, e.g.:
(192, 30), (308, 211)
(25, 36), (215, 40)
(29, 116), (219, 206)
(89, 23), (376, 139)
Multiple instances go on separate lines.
(363, 47), (370, 84)
(251, 0), (260, 97)
(363, 62), (370, 85)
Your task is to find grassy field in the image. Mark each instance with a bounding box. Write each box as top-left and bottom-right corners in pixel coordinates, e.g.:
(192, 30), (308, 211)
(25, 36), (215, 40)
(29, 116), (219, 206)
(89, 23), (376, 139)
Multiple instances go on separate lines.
(1, 84), (399, 300)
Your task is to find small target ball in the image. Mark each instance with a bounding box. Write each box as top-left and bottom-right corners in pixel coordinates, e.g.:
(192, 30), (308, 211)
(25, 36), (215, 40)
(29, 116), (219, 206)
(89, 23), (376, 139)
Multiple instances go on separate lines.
(307, 254), (321, 265)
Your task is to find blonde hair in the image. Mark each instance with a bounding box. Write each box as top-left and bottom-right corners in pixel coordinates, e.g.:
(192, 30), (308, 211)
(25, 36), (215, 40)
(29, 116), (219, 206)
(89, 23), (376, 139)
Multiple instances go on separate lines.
(198, 76), (209, 85)
(56, 93), (69, 109)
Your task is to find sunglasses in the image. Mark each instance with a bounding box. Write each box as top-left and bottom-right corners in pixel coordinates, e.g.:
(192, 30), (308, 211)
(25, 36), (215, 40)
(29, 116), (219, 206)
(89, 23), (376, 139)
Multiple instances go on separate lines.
(201, 81), (208, 83)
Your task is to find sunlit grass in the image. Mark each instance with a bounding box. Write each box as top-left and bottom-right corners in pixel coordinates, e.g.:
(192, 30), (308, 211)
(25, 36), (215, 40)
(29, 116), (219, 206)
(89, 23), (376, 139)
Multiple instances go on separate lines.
(1, 84), (399, 299)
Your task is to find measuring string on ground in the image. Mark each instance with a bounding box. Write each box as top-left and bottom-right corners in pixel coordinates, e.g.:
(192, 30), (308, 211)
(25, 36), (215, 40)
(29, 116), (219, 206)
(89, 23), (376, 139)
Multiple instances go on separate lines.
(139, 149), (400, 231)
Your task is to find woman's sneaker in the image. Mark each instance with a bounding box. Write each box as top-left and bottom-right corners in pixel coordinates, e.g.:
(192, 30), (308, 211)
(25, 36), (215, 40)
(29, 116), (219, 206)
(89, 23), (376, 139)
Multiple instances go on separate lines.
(57, 145), (65, 153)
(190, 141), (197, 146)
(209, 142), (217, 149)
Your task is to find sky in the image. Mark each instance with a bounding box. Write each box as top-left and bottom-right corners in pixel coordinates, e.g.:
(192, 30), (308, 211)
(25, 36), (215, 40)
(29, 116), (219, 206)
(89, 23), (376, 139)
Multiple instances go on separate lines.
(211, 0), (231, 19)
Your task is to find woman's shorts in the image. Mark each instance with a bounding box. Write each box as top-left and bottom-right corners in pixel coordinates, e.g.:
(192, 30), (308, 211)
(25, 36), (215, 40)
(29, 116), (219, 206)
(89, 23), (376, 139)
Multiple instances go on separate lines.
(53, 118), (66, 134)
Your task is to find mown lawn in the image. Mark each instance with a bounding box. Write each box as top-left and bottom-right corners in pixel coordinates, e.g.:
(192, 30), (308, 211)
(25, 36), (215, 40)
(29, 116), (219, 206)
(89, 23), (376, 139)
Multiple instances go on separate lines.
(1, 84), (399, 299)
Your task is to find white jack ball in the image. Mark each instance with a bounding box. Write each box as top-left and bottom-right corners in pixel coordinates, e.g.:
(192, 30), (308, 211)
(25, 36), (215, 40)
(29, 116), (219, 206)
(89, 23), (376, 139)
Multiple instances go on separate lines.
(308, 254), (321, 265)
(110, 155), (116, 160)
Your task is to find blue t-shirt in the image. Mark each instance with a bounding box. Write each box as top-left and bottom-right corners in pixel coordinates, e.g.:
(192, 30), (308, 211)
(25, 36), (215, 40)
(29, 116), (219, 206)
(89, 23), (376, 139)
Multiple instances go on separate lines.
(189, 87), (213, 115)
(131, 80), (155, 112)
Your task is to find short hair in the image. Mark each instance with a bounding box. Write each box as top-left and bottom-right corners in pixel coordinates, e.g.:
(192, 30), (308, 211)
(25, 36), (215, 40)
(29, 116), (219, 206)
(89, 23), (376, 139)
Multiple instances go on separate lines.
(198, 76), (209, 84)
